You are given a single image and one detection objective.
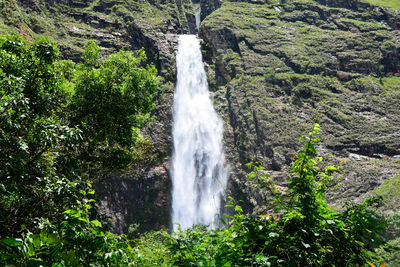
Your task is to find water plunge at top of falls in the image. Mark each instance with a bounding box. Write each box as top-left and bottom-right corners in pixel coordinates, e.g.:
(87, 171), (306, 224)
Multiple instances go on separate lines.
(171, 35), (227, 231)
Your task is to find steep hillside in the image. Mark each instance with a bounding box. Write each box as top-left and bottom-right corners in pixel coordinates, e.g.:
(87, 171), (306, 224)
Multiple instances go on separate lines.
(0, 0), (198, 74)
(199, 0), (400, 214)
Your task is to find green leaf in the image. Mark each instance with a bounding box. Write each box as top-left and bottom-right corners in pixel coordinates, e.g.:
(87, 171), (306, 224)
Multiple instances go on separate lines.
(45, 234), (58, 245)
(245, 162), (253, 169)
(326, 166), (337, 171)
(33, 236), (42, 249)
(88, 189), (95, 195)
(248, 172), (257, 179)
(234, 205), (243, 213)
(301, 241), (311, 249)
(64, 209), (77, 214)
(91, 220), (102, 228)
(1, 238), (22, 247)
(309, 144), (316, 153)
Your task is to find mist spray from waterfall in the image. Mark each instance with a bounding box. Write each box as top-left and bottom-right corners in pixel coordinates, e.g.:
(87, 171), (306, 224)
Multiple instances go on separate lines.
(171, 35), (227, 231)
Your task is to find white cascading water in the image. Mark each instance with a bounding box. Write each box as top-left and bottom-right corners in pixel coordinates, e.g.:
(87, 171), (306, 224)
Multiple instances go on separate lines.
(171, 35), (227, 231)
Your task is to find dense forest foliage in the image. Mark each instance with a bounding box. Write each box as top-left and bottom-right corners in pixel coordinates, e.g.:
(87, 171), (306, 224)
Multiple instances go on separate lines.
(0, 34), (158, 264)
(0, 34), (399, 266)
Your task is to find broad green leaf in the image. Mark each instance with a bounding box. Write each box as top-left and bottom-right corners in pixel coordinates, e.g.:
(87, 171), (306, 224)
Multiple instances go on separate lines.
(1, 238), (22, 247)
(248, 172), (257, 179)
(91, 220), (102, 228)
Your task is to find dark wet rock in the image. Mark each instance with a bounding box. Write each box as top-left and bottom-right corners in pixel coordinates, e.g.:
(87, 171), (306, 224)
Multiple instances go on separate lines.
(200, 0), (222, 21)
(95, 162), (171, 234)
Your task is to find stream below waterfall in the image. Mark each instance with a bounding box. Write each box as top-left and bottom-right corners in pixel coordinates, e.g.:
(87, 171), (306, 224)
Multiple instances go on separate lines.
(170, 35), (227, 231)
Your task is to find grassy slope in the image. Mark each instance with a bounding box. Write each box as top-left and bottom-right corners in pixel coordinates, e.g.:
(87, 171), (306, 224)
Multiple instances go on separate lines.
(374, 175), (400, 210)
(363, 0), (400, 10)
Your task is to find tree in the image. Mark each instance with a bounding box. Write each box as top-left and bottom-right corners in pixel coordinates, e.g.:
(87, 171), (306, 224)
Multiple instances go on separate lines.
(0, 32), (158, 240)
(0, 34), (81, 237)
(69, 42), (158, 172)
(0, 35), (159, 265)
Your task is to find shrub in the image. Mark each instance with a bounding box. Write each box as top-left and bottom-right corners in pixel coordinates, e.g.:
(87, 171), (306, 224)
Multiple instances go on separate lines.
(168, 124), (388, 266)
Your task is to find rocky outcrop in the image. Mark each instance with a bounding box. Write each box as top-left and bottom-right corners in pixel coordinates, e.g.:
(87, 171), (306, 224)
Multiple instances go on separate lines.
(9, 0), (193, 64)
(200, 0), (222, 21)
(95, 164), (171, 234)
(199, 0), (400, 214)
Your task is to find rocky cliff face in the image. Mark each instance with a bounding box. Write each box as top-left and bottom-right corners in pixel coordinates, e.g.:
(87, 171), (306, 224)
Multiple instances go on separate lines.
(1, 0), (197, 72)
(198, 0), (400, 214)
(200, 0), (222, 21)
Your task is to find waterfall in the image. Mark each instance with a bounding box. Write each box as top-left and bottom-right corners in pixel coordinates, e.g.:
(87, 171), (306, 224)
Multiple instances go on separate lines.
(194, 3), (201, 29)
(171, 35), (227, 231)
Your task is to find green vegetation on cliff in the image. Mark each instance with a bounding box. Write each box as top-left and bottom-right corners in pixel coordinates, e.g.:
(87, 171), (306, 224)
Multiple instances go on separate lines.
(363, 0), (400, 10)
(127, 124), (394, 266)
(199, 0), (400, 216)
(69, 41), (158, 172)
(374, 175), (400, 211)
(0, 0), (191, 236)
(0, 0), (195, 68)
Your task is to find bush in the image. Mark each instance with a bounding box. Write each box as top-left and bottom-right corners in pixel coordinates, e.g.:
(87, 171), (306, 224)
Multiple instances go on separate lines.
(0, 183), (136, 265)
(164, 124), (388, 266)
(214, 123), (386, 266)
